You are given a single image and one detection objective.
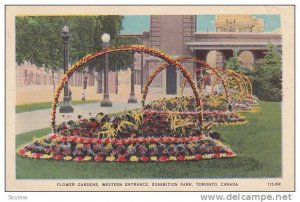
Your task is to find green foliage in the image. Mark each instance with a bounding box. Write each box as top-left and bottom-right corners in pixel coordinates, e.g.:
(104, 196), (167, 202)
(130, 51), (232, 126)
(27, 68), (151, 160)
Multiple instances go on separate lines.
(252, 44), (282, 101)
(88, 36), (139, 72)
(225, 44), (282, 101)
(16, 16), (138, 73)
(16, 16), (65, 71)
(225, 49), (242, 71)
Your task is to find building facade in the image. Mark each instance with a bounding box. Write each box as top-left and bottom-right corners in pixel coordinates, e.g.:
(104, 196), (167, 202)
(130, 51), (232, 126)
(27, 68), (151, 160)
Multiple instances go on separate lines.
(133, 15), (281, 95)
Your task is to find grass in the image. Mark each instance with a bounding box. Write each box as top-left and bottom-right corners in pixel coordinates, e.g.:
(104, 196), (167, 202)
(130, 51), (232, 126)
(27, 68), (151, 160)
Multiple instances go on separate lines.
(16, 101), (281, 179)
(16, 100), (98, 113)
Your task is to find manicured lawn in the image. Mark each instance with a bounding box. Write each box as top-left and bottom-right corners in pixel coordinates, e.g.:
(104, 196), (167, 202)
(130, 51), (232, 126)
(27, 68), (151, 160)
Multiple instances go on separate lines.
(16, 101), (281, 179)
(16, 100), (98, 113)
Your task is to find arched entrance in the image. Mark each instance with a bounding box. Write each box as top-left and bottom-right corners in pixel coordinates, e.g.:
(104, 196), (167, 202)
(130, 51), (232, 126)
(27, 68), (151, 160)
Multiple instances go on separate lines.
(206, 50), (225, 69)
(238, 51), (255, 70)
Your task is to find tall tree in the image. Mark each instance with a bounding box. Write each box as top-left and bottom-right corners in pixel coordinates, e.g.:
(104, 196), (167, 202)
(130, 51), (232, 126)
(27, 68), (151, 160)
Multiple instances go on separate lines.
(16, 16), (138, 90)
(252, 43), (282, 101)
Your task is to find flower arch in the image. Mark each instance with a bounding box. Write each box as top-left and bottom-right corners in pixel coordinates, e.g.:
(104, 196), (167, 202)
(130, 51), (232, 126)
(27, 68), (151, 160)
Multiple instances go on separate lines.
(51, 45), (201, 132)
(176, 56), (229, 100)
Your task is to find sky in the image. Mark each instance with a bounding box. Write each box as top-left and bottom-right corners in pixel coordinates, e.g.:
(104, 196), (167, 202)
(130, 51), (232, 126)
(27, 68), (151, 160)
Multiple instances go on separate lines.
(120, 15), (281, 34)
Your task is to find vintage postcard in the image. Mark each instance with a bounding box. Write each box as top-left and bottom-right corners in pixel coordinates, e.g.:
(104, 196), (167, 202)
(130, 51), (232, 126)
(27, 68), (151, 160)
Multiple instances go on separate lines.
(5, 5), (295, 191)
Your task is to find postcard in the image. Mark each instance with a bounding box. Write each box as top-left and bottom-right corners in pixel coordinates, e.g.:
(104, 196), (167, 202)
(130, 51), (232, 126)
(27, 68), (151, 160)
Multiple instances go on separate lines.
(5, 5), (295, 191)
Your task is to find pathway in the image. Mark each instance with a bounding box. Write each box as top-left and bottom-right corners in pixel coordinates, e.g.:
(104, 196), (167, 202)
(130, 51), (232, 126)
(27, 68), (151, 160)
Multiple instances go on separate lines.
(16, 101), (142, 135)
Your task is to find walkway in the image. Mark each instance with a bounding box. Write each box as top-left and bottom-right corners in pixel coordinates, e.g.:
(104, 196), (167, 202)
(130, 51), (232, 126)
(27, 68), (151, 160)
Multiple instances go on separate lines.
(16, 101), (142, 135)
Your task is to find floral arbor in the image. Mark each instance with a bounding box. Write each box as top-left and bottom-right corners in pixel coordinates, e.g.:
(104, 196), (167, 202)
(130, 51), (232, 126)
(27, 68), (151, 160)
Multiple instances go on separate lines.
(17, 45), (236, 162)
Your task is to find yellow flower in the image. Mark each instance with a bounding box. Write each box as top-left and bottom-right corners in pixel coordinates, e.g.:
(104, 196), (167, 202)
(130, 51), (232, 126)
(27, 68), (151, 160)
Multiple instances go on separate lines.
(77, 143), (83, 149)
(128, 144), (134, 149)
(41, 154), (52, 159)
(106, 156), (115, 162)
(169, 156), (176, 161)
(150, 156), (157, 161)
(63, 156), (72, 161)
(220, 153), (227, 158)
(83, 156), (92, 161)
(129, 156), (139, 162)
(25, 151), (32, 157)
(149, 144), (157, 149)
(105, 143), (112, 149)
(185, 155), (194, 160)
(187, 143), (195, 149)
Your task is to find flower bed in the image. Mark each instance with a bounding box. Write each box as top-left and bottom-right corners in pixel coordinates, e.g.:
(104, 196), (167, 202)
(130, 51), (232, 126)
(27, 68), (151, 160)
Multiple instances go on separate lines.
(17, 134), (236, 162)
(145, 95), (258, 116)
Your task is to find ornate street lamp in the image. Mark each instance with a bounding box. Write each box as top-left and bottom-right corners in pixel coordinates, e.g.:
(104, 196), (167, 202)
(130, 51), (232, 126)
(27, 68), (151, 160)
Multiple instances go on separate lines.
(100, 33), (112, 107)
(59, 25), (74, 113)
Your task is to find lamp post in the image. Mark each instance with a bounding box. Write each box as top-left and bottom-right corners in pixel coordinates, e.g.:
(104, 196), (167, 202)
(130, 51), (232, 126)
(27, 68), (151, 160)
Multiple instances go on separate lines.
(59, 25), (74, 113)
(128, 56), (137, 103)
(100, 33), (112, 107)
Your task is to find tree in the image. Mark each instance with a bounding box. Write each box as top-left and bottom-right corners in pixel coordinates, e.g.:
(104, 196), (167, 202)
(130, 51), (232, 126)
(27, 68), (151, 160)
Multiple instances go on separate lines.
(16, 16), (65, 90)
(252, 43), (282, 101)
(225, 49), (242, 71)
(16, 16), (138, 90)
(225, 49), (254, 76)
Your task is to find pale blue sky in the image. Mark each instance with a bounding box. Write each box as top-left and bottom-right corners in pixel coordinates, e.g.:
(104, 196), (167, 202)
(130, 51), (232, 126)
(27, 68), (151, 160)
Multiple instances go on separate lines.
(120, 15), (281, 34)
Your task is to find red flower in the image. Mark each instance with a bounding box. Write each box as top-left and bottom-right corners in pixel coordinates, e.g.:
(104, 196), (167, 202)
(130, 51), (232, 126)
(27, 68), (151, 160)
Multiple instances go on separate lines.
(142, 138), (148, 143)
(213, 153), (221, 158)
(177, 155), (185, 161)
(132, 138), (138, 144)
(94, 155), (104, 161)
(18, 148), (26, 156)
(120, 139), (126, 144)
(72, 129), (79, 135)
(49, 133), (58, 139)
(78, 137), (84, 143)
(140, 156), (149, 162)
(137, 137), (144, 143)
(96, 139), (102, 144)
(117, 155), (126, 162)
(149, 137), (156, 143)
(31, 152), (42, 159)
(226, 151), (234, 156)
(61, 136), (68, 141)
(194, 154), (203, 160)
(53, 155), (63, 160)
(111, 139), (117, 144)
(104, 138), (110, 144)
(70, 136), (77, 141)
(166, 137), (173, 143)
(159, 156), (168, 162)
(75, 156), (84, 161)
(89, 122), (97, 128)
(158, 137), (164, 143)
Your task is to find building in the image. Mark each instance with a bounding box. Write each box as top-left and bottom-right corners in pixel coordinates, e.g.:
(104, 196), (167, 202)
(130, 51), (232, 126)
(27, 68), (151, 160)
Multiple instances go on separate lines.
(131, 15), (281, 95)
(214, 15), (264, 33)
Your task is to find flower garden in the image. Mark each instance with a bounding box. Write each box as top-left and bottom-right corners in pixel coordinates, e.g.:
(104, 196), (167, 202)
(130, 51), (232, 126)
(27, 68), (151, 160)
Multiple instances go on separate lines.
(17, 45), (260, 163)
